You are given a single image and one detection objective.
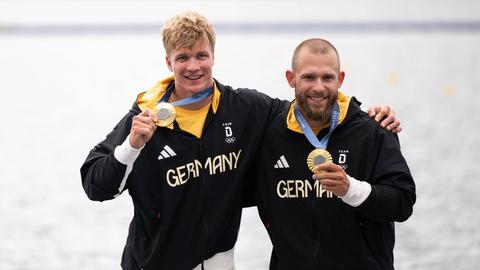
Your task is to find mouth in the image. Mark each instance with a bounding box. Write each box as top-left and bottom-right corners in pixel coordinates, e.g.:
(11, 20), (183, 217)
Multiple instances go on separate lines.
(308, 95), (328, 102)
(185, 74), (203, 80)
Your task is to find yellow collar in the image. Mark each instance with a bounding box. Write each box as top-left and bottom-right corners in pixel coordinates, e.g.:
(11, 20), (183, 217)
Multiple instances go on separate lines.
(286, 91), (351, 134)
(136, 75), (221, 127)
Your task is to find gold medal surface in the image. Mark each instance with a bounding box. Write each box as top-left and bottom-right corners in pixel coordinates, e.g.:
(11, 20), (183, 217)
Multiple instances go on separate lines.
(307, 148), (333, 172)
(154, 102), (176, 127)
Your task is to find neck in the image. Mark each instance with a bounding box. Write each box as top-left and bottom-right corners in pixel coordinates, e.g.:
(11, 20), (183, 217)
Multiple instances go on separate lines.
(305, 117), (329, 130)
(170, 85), (213, 110)
(178, 95), (213, 110)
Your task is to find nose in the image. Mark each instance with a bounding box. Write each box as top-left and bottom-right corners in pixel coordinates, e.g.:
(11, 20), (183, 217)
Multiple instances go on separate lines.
(186, 58), (200, 72)
(313, 78), (326, 91)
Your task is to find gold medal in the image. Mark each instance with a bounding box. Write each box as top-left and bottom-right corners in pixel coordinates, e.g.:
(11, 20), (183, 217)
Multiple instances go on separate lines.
(154, 102), (176, 127)
(307, 149), (332, 172)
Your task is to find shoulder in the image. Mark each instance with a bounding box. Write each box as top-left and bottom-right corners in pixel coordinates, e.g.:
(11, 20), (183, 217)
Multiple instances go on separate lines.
(342, 96), (371, 128)
(343, 97), (397, 138)
(216, 79), (289, 117)
(220, 83), (272, 103)
(217, 80), (285, 104)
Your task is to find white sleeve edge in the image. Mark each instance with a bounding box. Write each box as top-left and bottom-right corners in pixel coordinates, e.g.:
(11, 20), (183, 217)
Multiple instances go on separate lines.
(114, 135), (143, 165)
(340, 175), (372, 207)
(112, 135), (143, 197)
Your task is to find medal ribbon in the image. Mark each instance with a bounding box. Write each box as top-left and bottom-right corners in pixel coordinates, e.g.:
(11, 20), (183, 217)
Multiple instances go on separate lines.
(158, 83), (214, 106)
(294, 102), (340, 149)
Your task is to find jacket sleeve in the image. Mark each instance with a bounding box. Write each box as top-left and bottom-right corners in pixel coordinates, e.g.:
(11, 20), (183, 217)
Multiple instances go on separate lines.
(235, 89), (289, 208)
(236, 88), (290, 129)
(355, 128), (416, 222)
(80, 103), (140, 201)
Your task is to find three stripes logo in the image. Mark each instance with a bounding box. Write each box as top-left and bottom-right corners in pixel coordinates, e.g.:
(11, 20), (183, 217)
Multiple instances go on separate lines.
(157, 145), (177, 160)
(274, 155), (290, 169)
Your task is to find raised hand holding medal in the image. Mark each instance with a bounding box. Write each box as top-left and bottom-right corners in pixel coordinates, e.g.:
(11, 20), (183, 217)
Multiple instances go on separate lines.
(294, 101), (340, 173)
(153, 84), (214, 127)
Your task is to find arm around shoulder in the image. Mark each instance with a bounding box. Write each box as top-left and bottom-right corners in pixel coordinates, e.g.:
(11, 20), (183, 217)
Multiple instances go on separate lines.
(235, 88), (289, 128)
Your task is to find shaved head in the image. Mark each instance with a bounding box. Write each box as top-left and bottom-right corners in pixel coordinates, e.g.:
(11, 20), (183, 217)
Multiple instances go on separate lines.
(291, 38), (340, 71)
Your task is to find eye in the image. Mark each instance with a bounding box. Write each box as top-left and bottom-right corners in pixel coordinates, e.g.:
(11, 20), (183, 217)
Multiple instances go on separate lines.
(322, 74), (335, 81)
(176, 55), (188, 62)
(302, 74), (316, 81)
(197, 53), (209, 60)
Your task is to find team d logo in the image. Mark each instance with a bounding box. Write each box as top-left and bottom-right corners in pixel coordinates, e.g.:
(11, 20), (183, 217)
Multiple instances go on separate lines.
(338, 149), (349, 170)
(223, 122), (236, 144)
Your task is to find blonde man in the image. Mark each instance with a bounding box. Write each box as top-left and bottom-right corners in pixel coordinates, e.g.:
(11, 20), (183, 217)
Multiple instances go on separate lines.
(81, 12), (401, 270)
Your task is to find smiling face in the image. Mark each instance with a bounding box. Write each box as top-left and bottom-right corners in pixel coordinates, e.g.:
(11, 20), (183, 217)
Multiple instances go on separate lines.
(286, 42), (345, 127)
(166, 39), (214, 98)
(161, 11), (216, 100)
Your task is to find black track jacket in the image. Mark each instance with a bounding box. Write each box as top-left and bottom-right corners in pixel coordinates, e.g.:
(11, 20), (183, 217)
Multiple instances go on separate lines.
(252, 96), (416, 270)
(81, 79), (287, 269)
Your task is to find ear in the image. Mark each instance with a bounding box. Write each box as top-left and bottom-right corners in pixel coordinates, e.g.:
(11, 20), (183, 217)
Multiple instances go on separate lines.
(337, 71), (345, 88)
(286, 70), (295, 88)
(166, 56), (173, 72)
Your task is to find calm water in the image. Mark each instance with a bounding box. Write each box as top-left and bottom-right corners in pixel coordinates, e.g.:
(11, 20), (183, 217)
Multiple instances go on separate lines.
(1, 2), (480, 269)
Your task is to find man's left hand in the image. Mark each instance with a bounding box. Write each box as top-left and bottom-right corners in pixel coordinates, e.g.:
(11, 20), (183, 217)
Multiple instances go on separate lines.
(367, 105), (402, 133)
(312, 163), (350, 197)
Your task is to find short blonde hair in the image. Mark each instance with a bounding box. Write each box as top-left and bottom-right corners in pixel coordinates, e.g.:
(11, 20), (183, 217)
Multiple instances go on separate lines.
(161, 11), (216, 55)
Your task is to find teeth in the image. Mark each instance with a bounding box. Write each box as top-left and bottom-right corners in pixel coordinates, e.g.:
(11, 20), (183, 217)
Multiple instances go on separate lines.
(186, 75), (202, 80)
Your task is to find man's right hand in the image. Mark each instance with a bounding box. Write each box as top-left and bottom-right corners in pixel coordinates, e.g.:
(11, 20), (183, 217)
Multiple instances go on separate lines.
(129, 109), (158, 149)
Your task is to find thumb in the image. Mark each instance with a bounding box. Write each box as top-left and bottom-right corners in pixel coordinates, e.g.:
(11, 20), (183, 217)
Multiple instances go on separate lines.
(144, 109), (158, 122)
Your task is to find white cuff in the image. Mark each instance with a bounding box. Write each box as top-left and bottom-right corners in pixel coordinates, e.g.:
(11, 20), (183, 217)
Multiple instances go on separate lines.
(340, 175), (372, 207)
(113, 135), (143, 165)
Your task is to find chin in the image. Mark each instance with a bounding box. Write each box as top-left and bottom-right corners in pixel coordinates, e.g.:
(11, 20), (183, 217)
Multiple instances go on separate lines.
(191, 85), (209, 93)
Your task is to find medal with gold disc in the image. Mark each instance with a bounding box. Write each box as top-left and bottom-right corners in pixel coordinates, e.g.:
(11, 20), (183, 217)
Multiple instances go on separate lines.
(153, 84), (214, 127)
(307, 148), (333, 172)
(293, 102), (340, 173)
(154, 102), (176, 127)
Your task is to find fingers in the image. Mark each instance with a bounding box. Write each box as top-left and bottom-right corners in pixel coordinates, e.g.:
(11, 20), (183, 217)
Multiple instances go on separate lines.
(135, 110), (157, 130)
(136, 109), (158, 125)
(379, 113), (395, 129)
(312, 163), (349, 197)
(144, 109), (158, 123)
(129, 110), (158, 149)
(367, 106), (388, 121)
(367, 105), (390, 123)
(390, 125), (402, 133)
(374, 106), (390, 123)
(367, 106), (380, 118)
(312, 162), (341, 174)
(368, 105), (403, 133)
(312, 163), (343, 183)
(383, 119), (401, 133)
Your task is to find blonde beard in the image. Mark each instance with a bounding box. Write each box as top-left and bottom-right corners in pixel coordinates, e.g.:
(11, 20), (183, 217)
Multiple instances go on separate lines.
(296, 92), (337, 123)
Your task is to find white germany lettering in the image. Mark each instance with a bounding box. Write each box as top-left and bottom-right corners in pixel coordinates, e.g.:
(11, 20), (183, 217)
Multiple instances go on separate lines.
(276, 179), (334, 198)
(166, 149), (242, 187)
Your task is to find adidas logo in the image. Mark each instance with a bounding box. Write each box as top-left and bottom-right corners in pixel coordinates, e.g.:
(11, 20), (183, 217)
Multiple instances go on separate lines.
(274, 155), (290, 169)
(157, 145), (177, 160)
